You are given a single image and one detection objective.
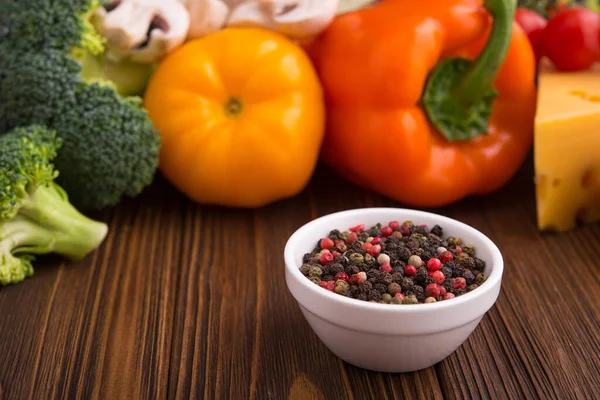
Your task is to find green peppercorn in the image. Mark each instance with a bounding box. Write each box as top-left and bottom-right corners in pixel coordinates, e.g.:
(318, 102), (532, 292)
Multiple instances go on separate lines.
(390, 297), (402, 304)
(309, 266), (323, 278)
(349, 253), (364, 265)
(387, 282), (401, 296)
(381, 293), (392, 303)
(447, 236), (463, 246)
(299, 264), (311, 275)
(335, 280), (350, 295)
(410, 233), (427, 242)
(408, 255), (422, 268)
(455, 253), (470, 265)
(424, 297), (437, 303)
(339, 231), (350, 241)
(364, 253), (375, 265)
(467, 284), (479, 292)
(309, 277), (321, 285)
(475, 273), (486, 285)
(402, 295), (419, 304)
(462, 244), (475, 256)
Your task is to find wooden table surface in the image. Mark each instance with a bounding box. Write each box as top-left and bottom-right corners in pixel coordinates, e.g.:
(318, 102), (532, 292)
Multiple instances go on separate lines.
(1, 158), (599, 400)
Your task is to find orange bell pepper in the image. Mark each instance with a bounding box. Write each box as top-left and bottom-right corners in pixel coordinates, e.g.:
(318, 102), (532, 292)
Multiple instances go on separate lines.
(306, 0), (537, 207)
(143, 28), (325, 207)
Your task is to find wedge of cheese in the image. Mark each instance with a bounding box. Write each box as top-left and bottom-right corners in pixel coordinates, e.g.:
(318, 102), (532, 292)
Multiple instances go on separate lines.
(535, 62), (600, 231)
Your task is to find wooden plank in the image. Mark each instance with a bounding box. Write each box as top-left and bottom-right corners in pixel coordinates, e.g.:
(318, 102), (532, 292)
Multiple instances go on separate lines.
(0, 164), (599, 399)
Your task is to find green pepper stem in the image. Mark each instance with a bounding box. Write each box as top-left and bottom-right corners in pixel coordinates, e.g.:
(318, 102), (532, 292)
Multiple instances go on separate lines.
(453, 0), (516, 106)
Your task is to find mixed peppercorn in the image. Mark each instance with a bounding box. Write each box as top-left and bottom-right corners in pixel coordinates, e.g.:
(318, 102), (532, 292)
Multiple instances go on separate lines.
(300, 221), (487, 304)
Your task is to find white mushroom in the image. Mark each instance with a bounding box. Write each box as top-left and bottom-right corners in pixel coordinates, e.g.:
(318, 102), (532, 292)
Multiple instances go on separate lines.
(93, 0), (190, 64)
(178, 0), (231, 39)
(227, 0), (340, 40)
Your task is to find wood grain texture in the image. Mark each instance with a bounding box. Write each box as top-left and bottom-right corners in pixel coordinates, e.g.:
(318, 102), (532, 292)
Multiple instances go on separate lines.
(0, 160), (599, 399)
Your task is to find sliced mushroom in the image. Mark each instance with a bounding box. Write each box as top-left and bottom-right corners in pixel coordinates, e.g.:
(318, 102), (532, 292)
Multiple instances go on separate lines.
(227, 0), (340, 40)
(179, 0), (231, 39)
(93, 0), (190, 64)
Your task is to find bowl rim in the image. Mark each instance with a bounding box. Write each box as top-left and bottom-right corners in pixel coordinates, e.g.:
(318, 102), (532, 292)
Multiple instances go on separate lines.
(284, 207), (504, 314)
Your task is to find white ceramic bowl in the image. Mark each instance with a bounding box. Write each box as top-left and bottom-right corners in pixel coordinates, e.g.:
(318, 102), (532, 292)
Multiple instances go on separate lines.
(284, 208), (503, 373)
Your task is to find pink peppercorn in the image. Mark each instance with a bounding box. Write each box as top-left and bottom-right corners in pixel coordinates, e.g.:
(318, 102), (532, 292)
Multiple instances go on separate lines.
(361, 242), (373, 252)
(332, 251), (341, 258)
(379, 262), (392, 273)
(350, 272), (366, 284)
(443, 293), (456, 300)
(326, 281), (335, 291)
(381, 226), (393, 237)
(389, 221), (400, 230)
(456, 246), (463, 254)
(394, 293), (404, 300)
(371, 237), (382, 245)
(319, 281), (328, 288)
(438, 285), (447, 296)
(320, 252), (334, 265)
(405, 265), (417, 276)
(425, 283), (440, 298)
(428, 270), (445, 284)
(453, 277), (466, 289)
(349, 224), (365, 233)
(320, 238), (334, 250)
(400, 223), (411, 236)
(440, 251), (454, 263)
(335, 272), (349, 282)
(368, 244), (381, 257)
(346, 232), (358, 245)
(427, 258), (442, 272)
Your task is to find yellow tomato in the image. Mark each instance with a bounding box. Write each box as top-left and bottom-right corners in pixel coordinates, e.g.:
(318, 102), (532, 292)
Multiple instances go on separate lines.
(143, 28), (325, 207)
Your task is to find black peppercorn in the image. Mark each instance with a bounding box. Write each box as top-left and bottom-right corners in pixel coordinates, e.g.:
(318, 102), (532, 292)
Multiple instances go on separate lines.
(471, 269), (481, 277)
(302, 254), (311, 264)
(425, 276), (436, 286)
(430, 224), (443, 237)
(414, 267), (428, 285)
(392, 266), (405, 276)
(398, 247), (411, 261)
(335, 255), (348, 265)
(374, 283), (387, 294)
(329, 263), (344, 275)
(381, 272), (393, 285)
(441, 266), (453, 278)
(367, 227), (380, 237)
(445, 261), (456, 269)
(357, 292), (368, 301)
(452, 267), (465, 278)
(401, 277), (414, 292)
(391, 272), (403, 283)
(474, 257), (486, 270)
(359, 281), (373, 293)
(414, 225), (428, 235)
(321, 265), (330, 275)
(322, 274), (334, 282)
(467, 284), (478, 292)
(309, 277), (321, 285)
(443, 280), (454, 293)
(345, 265), (360, 276)
(368, 290), (382, 301)
(367, 270), (378, 281)
(464, 270), (475, 285)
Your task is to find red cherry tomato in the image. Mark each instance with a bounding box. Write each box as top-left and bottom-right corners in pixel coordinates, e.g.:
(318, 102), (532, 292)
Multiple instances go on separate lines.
(515, 8), (548, 63)
(543, 7), (600, 71)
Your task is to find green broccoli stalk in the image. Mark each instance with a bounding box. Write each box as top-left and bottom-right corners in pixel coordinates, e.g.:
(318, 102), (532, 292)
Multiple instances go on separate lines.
(0, 0), (161, 211)
(0, 126), (108, 286)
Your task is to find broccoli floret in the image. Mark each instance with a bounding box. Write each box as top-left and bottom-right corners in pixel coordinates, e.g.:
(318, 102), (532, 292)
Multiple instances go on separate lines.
(0, 126), (108, 286)
(0, 0), (160, 210)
